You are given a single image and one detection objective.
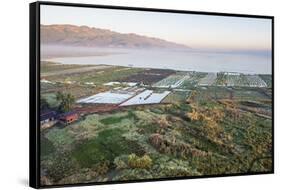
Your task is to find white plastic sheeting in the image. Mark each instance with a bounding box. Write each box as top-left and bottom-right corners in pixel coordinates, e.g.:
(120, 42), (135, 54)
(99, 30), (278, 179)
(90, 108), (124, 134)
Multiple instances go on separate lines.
(120, 90), (170, 106)
(77, 91), (134, 104)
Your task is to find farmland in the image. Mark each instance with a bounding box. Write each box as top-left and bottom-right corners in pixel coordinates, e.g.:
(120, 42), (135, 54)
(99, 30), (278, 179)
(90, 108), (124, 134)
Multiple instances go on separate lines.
(118, 69), (175, 85)
(153, 73), (190, 88)
(216, 72), (268, 87)
(40, 62), (272, 185)
(198, 73), (217, 86)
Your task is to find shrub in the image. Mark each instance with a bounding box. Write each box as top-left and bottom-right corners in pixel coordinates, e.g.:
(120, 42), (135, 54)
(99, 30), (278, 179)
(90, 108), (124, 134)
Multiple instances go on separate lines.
(149, 133), (164, 148)
(128, 154), (152, 169)
(114, 154), (153, 170)
(94, 161), (110, 175)
(148, 133), (208, 158)
(45, 152), (76, 182)
(114, 156), (128, 170)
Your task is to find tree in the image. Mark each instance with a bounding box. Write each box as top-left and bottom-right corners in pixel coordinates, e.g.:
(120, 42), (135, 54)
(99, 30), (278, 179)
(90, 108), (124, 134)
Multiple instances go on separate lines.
(56, 92), (75, 112)
(55, 91), (64, 102)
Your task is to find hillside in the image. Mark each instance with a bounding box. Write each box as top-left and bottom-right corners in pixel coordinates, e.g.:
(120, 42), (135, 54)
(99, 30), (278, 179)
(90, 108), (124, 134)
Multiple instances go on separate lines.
(41, 24), (190, 49)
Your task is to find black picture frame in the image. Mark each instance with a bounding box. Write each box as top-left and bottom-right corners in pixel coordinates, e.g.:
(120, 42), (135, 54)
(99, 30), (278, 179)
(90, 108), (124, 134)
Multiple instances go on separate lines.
(30, 1), (274, 189)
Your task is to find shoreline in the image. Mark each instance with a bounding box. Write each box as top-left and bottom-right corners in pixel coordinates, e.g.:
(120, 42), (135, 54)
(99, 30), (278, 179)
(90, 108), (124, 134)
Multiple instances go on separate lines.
(42, 59), (272, 75)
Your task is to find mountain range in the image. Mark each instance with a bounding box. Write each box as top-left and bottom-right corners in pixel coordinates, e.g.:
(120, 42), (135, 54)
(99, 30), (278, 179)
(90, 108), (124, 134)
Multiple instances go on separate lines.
(41, 24), (190, 49)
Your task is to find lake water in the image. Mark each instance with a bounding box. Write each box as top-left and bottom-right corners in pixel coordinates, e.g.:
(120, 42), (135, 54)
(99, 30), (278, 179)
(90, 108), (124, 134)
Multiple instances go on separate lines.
(45, 49), (272, 74)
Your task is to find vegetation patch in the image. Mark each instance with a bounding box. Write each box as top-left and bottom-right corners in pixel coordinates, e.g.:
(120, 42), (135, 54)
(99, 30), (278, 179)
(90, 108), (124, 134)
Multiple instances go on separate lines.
(71, 128), (145, 168)
(45, 127), (75, 149)
(41, 135), (56, 157)
(40, 63), (272, 184)
(41, 93), (60, 108)
(100, 111), (136, 125)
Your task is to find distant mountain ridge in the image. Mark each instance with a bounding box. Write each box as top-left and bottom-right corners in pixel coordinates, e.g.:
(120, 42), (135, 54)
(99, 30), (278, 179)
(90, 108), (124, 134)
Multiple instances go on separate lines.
(41, 24), (190, 49)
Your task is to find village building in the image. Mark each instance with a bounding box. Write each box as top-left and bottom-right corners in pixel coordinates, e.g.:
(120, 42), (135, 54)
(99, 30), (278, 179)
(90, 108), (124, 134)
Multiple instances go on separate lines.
(40, 111), (57, 125)
(59, 111), (79, 124)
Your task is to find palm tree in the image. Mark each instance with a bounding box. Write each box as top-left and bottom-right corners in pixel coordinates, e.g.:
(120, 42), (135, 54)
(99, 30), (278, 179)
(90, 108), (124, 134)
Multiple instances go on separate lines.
(64, 93), (75, 112)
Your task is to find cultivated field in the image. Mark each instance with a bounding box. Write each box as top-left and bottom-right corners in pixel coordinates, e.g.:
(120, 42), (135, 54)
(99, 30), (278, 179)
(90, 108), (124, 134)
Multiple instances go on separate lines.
(118, 69), (175, 85)
(198, 73), (217, 86)
(216, 72), (268, 87)
(40, 62), (272, 185)
(153, 73), (190, 88)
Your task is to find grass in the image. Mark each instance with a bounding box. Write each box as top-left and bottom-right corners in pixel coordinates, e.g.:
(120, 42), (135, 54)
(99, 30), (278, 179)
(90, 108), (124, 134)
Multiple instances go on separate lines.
(66, 66), (143, 85)
(40, 64), (273, 184)
(45, 127), (75, 149)
(162, 91), (190, 103)
(137, 123), (158, 134)
(100, 111), (136, 125)
(193, 87), (270, 103)
(71, 128), (144, 168)
(41, 61), (90, 73)
(41, 135), (56, 157)
(41, 92), (272, 183)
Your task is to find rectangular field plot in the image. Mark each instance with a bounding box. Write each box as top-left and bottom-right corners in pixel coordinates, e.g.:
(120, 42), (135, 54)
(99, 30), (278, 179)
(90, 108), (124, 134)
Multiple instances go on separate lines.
(233, 88), (271, 101)
(245, 75), (267, 87)
(179, 72), (207, 88)
(194, 87), (271, 103)
(259, 75), (272, 88)
(216, 72), (268, 87)
(153, 73), (190, 88)
(198, 73), (217, 86)
(162, 90), (191, 103)
(77, 87), (141, 104)
(226, 75), (248, 86)
(120, 90), (170, 106)
(77, 92), (133, 104)
(118, 69), (175, 85)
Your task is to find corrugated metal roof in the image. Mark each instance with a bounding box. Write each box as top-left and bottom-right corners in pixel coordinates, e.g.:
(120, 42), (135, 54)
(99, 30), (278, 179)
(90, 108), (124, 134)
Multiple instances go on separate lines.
(40, 111), (57, 121)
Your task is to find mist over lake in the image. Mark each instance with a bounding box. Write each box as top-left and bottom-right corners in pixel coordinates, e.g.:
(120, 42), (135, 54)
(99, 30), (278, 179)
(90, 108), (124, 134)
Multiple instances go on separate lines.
(44, 46), (271, 74)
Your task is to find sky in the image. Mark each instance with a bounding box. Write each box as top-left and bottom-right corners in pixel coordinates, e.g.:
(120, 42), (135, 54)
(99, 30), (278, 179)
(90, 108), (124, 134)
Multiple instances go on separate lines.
(41, 5), (272, 51)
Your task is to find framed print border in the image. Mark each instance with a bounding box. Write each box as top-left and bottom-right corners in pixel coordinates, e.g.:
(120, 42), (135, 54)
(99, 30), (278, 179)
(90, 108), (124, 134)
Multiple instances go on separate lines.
(30, 1), (274, 188)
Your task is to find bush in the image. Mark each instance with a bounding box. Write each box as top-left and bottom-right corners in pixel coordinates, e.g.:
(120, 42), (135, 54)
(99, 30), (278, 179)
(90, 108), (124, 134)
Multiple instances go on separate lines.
(149, 133), (164, 148)
(128, 154), (152, 169)
(45, 152), (76, 182)
(114, 154), (152, 170)
(114, 156), (128, 170)
(94, 161), (110, 175)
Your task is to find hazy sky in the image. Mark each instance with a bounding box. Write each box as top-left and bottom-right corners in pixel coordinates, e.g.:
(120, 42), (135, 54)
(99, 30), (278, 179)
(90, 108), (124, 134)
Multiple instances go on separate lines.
(41, 5), (272, 51)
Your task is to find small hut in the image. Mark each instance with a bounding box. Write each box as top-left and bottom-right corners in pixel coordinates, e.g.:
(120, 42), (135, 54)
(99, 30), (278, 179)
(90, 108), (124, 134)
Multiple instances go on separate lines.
(40, 111), (57, 125)
(59, 111), (79, 125)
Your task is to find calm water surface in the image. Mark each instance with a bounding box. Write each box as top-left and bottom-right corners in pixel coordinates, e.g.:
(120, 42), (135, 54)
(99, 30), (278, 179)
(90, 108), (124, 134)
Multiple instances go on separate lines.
(46, 49), (271, 74)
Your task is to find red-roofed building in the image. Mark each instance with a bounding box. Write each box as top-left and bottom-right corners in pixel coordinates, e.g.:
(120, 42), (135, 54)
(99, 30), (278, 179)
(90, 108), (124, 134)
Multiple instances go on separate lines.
(59, 111), (79, 124)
